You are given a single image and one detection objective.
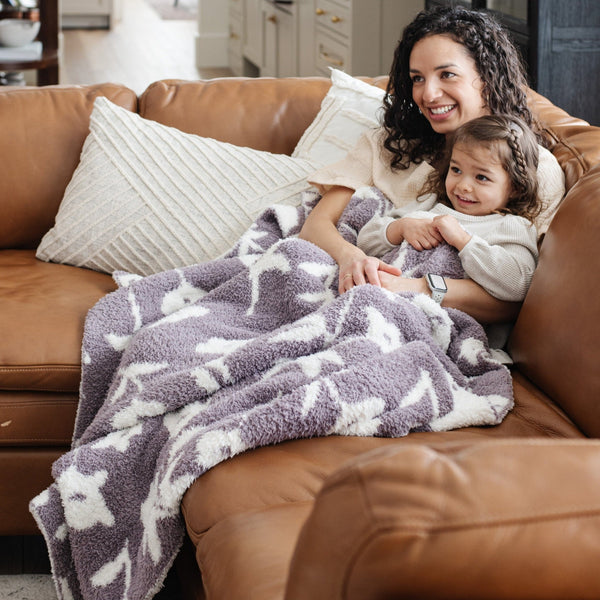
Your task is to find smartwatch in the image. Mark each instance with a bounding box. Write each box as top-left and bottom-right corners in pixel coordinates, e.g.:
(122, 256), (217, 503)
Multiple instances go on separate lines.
(426, 273), (447, 304)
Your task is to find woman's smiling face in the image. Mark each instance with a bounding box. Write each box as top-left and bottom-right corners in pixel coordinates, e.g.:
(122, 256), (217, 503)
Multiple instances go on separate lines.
(409, 34), (490, 136)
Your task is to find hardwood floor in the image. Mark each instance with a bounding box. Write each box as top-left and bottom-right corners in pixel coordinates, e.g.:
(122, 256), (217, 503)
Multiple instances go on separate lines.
(60, 0), (233, 94)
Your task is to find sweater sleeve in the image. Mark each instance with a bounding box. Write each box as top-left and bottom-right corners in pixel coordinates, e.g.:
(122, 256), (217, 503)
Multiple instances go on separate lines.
(459, 217), (539, 301)
(308, 131), (374, 194)
(356, 216), (397, 257)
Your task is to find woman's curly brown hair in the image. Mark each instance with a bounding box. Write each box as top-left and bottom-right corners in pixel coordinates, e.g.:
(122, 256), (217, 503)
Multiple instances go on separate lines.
(382, 5), (542, 171)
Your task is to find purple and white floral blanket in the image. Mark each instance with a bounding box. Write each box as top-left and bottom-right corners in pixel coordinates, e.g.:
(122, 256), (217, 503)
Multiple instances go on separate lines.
(30, 187), (513, 600)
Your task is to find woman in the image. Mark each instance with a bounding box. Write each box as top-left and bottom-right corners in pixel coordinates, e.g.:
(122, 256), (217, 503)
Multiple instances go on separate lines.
(299, 5), (564, 325)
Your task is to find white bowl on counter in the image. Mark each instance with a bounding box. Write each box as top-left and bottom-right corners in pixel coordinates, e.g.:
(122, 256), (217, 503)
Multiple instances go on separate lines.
(0, 18), (40, 47)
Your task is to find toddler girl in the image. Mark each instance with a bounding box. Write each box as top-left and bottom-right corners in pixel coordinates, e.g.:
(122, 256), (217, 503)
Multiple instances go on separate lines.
(357, 114), (541, 302)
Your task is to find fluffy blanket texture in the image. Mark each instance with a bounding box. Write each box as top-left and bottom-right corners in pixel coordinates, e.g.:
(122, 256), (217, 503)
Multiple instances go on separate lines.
(30, 187), (513, 600)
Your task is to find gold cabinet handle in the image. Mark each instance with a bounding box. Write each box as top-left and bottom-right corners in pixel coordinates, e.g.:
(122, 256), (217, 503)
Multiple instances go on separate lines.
(315, 7), (325, 15)
(267, 14), (277, 24)
(331, 15), (342, 23)
(319, 50), (344, 67)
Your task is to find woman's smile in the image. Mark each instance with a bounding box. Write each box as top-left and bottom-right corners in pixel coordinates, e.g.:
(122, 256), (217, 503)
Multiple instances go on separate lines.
(427, 104), (457, 121)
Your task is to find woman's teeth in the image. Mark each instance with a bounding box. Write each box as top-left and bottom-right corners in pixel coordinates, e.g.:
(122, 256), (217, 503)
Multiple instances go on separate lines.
(430, 105), (454, 115)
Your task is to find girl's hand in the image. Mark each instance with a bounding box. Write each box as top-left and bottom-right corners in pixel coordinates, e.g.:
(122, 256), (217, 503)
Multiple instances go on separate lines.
(338, 254), (402, 294)
(432, 214), (472, 250)
(388, 217), (443, 251)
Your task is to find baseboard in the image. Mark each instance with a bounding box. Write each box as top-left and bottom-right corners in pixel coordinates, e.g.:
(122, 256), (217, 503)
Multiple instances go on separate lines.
(0, 535), (50, 575)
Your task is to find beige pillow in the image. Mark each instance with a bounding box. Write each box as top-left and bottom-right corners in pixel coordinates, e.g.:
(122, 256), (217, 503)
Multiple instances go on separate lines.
(36, 97), (318, 276)
(292, 68), (385, 166)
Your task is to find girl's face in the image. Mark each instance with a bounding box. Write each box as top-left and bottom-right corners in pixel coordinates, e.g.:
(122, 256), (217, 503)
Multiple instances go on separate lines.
(409, 34), (489, 136)
(445, 142), (513, 216)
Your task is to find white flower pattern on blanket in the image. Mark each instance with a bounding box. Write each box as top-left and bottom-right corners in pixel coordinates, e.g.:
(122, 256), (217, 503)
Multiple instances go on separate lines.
(30, 187), (513, 600)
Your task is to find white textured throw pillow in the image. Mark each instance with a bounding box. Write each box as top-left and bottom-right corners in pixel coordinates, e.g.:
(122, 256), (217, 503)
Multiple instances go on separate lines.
(36, 97), (318, 276)
(292, 68), (386, 166)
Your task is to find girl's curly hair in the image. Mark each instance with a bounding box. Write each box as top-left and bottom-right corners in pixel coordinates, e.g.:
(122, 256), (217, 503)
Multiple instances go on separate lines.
(383, 5), (541, 171)
(423, 114), (542, 222)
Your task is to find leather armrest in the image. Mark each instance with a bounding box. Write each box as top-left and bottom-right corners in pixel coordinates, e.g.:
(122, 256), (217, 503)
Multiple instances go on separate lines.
(285, 440), (600, 600)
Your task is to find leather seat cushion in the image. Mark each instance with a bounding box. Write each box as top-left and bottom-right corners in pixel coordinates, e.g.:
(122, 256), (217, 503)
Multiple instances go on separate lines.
(0, 250), (116, 393)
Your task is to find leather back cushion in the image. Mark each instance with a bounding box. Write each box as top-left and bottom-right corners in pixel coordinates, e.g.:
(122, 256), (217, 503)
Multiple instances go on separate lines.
(138, 77), (332, 156)
(509, 166), (600, 437)
(138, 76), (389, 156)
(0, 84), (137, 249)
(510, 91), (600, 437)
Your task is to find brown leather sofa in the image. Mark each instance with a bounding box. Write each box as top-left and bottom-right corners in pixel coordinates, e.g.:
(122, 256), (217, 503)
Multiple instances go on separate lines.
(0, 76), (599, 599)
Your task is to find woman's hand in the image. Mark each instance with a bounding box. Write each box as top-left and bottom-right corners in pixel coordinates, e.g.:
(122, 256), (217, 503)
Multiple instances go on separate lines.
(378, 271), (429, 295)
(338, 254), (402, 294)
(298, 186), (402, 294)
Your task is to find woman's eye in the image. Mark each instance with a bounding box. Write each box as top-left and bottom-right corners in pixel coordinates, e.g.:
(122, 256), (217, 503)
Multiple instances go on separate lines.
(411, 75), (424, 84)
(441, 71), (456, 79)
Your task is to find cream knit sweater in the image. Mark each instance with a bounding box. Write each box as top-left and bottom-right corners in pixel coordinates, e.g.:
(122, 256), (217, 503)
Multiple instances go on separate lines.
(356, 201), (538, 302)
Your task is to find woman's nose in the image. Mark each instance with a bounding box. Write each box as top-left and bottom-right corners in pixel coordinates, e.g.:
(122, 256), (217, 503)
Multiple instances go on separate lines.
(422, 79), (442, 103)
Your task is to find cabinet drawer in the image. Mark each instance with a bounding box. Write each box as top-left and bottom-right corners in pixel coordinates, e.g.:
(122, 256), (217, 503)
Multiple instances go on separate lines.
(315, 26), (349, 73)
(314, 0), (350, 39)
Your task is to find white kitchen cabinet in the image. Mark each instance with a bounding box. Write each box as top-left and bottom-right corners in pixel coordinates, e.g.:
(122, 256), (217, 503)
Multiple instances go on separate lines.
(313, 0), (423, 77)
(261, 0), (297, 77)
(62, 0), (118, 29)
(228, 0), (423, 78)
(243, 0), (263, 68)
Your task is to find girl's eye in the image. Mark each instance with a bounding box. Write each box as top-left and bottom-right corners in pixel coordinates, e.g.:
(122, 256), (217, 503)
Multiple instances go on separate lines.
(450, 166), (461, 174)
(476, 174), (490, 182)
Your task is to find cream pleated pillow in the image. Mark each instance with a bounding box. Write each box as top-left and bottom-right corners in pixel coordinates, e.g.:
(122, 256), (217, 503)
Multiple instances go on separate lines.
(37, 97), (318, 276)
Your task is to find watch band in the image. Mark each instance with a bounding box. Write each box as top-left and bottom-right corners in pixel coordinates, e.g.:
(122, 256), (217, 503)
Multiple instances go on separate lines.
(426, 273), (447, 304)
(429, 288), (445, 303)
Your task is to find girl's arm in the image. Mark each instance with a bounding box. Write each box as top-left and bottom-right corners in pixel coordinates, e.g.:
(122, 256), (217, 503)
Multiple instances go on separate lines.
(299, 186), (401, 294)
(434, 214), (538, 302)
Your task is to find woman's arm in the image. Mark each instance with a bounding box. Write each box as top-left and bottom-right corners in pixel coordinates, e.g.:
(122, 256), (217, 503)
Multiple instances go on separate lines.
(300, 188), (519, 322)
(299, 185), (401, 294)
(377, 273), (521, 324)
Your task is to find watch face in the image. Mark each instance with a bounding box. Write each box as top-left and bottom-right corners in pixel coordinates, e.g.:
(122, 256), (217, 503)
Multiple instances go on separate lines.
(428, 274), (447, 292)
